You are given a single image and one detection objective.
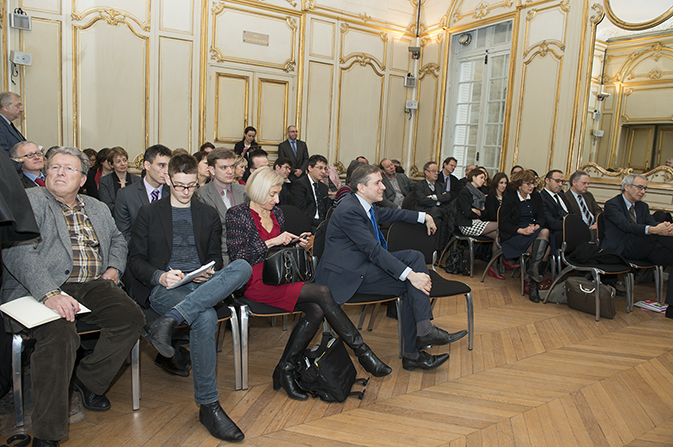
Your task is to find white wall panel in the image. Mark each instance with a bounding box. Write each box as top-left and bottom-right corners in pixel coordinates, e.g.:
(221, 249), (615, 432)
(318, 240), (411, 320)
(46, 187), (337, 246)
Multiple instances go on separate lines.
(161, 0), (194, 34)
(415, 73), (439, 166)
(20, 0), (60, 14)
(622, 87), (673, 121)
(384, 75), (407, 161)
(256, 78), (288, 145)
(21, 18), (62, 147)
(159, 37), (192, 150)
(341, 27), (386, 68)
(526, 9), (567, 50)
(391, 37), (411, 72)
(305, 62), (334, 158)
(214, 72), (249, 143)
(75, 21), (147, 154)
(309, 18), (335, 60)
(337, 64), (383, 162)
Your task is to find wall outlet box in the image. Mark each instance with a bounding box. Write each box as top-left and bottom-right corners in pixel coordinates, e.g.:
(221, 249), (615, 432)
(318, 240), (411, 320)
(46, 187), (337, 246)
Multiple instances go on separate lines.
(10, 51), (32, 66)
(405, 100), (418, 110)
(592, 129), (604, 137)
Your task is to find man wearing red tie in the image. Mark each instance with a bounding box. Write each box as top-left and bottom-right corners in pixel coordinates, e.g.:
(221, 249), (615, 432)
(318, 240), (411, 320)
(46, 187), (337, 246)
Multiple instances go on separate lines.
(11, 141), (45, 188)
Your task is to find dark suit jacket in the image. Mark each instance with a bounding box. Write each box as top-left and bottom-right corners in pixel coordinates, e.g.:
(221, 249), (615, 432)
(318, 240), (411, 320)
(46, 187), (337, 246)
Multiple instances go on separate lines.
(602, 194), (656, 255)
(564, 189), (602, 222)
(315, 193), (422, 304)
(127, 197), (223, 307)
(540, 188), (571, 233)
(498, 190), (546, 243)
(438, 172), (461, 195)
(379, 173), (415, 209)
(114, 180), (170, 244)
(279, 182), (293, 206)
(19, 172), (39, 189)
(98, 172), (141, 213)
(291, 175), (331, 227)
(413, 180), (453, 210)
(0, 115), (25, 161)
(278, 139), (309, 181)
(456, 187), (483, 227)
(484, 193), (502, 222)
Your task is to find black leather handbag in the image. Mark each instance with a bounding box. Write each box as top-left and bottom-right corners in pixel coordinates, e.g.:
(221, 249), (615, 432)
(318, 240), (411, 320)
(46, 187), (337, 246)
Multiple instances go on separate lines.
(262, 246), (315, 285)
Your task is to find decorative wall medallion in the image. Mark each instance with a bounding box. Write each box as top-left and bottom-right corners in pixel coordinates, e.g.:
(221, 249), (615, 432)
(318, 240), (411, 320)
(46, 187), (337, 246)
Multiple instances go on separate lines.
(648, 67), (663, 80)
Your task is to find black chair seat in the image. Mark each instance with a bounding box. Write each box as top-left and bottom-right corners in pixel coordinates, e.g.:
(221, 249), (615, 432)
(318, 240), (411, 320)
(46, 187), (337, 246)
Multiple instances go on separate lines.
(453, 230), (491, 243)
(348, 293), (398, 305)
(626, 259), (657, 269)
(235, 296), (299, 316)
(428, 271), (471, 297)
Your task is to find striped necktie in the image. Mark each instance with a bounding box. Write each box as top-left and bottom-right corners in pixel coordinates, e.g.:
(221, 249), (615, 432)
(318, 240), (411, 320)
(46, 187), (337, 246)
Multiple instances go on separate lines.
(577, 195), (593, 226)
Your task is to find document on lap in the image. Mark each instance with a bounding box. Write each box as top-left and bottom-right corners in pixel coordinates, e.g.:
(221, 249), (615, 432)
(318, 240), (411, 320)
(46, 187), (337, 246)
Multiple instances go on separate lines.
(166, 261), (216, 290)
(0, 296), (91, 329)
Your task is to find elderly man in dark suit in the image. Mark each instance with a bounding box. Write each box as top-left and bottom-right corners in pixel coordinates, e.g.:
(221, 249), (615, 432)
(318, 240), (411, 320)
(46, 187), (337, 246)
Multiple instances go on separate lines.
(316, 164), (467, 371)
(564, 170), (602, 231)
(540, 169), (571, 251)
(1, 147), (145, 447)
(0, 92), (26, 159)
(378, 158), (415, 209)
(602, 174), (673, 304)
(291, 154), (332, 229)
(11, 141), (45, 188)
(194, 148), (247, 263)
(278, 125), (309, 182)
(128, 154), (251, 442)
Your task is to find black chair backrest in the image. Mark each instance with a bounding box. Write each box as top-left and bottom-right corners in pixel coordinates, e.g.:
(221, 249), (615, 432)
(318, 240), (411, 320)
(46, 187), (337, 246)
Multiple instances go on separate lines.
(401, 190), (418, 210)
(386, 221), (437, 264)
(313, 219), (328, 259)
(279, 204), (312, 235)
(596, 212), (604, 246)
(563, 213), (591, 254)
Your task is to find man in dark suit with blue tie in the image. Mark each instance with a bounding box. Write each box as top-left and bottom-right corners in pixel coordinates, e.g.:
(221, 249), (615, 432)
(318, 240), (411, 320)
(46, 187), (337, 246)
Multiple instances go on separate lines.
(316, 164), (467, 371)
(0, 92), (26, 170)
(278, 125), (309, 182)
(602, 174), (673, 304)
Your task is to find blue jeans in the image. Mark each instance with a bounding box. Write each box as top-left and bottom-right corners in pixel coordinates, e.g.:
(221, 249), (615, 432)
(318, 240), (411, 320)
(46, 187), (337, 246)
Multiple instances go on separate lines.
(149, 259), (252, 404)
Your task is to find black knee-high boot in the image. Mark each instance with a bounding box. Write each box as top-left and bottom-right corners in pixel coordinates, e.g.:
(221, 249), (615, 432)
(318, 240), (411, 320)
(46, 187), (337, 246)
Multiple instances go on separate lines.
(529, 280), (540, 303)
(272, 319), (319, 400)
(528, 239), (549, 283)
(322, 303), (392, 377)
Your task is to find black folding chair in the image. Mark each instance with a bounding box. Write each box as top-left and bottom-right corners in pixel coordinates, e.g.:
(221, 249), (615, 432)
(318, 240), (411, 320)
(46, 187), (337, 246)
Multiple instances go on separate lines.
(387, 221), (473, 350)
(279, 204), (313, 235)
(543, 214), (634, 321)
(596, 213), (664, 310)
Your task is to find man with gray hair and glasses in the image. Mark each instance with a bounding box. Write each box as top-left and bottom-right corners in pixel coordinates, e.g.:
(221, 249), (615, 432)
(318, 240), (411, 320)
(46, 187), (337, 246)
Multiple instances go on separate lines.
(1, 147), (145, 446)
(602, 174), (673, 304)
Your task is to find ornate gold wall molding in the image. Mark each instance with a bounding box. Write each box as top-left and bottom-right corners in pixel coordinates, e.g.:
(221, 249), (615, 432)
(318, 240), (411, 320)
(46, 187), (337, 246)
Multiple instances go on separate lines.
(604, 0), (673, 31)
(580, 162), (673, 184)
(612, 43), (673, 84)
(339, 23), (388, 71)
(522, 40), (565, 60)
(210, 5), (299, 73)
(449, 0), (515, 27)
(419, 63), (440, 79)
(523, 1), (569, 55)
(71, 7), (150, 33)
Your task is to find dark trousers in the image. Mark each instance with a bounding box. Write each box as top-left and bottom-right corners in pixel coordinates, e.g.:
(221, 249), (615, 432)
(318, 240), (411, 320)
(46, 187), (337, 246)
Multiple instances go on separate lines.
(623, 234), (673, 303)
(355, 250), (433, 354)
(29, 279), (144, 440)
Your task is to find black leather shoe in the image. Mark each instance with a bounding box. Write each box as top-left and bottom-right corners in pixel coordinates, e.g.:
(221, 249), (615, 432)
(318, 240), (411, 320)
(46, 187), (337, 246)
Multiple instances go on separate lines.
(154, 345), (191, 377)
(416, 326), (468, 351)
(140, 316), (178, 358)
(32, 438), (60, 446)
(199, 401), (244, 442)
(358, 348), (392, 377)
(72, 376), (111, 412)
(402, 351), (450, 371)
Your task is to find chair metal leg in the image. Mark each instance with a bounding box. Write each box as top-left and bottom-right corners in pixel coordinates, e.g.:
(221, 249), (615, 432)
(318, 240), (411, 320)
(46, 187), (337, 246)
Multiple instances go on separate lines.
(625, 273), (634, 313)
(240, 305), (250, 390)
(550, 255), (557, 281)
(131, 339), (140, 411)
(357, 305), (367, 330)
(271, 316), (276, 327)
(654, 266), (664, 304)
(468, 239), (475, 278)
(215, 320), (225, 353)
(282, 315), (288, 331)
(465, 293), (473, 351)
(228, 306), (242, 391)
(367, 303), (379, 331)
(594, 273), (601, 322)
(542, 266), (575, 304)
(395, 298), (404, 359)
(520, 255), (526, 296)
(12, 334), (23, 427)
(480, 249), (503, 282)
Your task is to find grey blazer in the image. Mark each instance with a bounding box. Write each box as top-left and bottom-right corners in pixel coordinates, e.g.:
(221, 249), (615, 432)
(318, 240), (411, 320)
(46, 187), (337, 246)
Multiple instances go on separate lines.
(114, 180), (170, 244)
(1, 188), (127, 330)
(379, 173), (415, 209)
(194, 181), (247, 264)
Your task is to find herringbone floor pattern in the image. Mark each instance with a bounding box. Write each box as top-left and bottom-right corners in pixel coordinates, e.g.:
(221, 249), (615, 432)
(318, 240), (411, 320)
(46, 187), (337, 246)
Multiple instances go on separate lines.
(30, 271), (673, 445)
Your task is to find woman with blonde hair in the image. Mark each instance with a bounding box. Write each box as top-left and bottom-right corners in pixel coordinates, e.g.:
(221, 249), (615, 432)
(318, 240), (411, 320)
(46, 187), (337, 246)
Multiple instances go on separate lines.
(226, 167), (390, 400)
(233, 155), (247, 185)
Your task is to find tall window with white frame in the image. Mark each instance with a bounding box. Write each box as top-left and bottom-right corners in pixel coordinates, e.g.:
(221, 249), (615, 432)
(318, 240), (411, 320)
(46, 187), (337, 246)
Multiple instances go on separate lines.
(444, 21), (512, 178)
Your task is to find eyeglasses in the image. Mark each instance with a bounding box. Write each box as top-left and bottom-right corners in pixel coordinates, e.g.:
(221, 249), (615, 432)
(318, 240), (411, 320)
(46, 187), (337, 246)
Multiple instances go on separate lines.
(630, 184), (647, 191)
(550, 178), (565, 184)
(22, 151), (43, 159)
(170, 180), (199, 192)
(48, 165), (82, 175)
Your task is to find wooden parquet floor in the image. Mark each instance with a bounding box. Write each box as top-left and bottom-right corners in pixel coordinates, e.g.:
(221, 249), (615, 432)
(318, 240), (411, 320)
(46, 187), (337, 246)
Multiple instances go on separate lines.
(24, 270), (673, 446)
